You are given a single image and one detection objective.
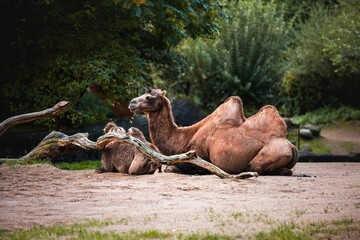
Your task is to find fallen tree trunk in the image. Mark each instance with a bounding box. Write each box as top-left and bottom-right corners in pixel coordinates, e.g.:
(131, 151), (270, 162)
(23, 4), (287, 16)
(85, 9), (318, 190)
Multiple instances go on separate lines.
(97, 132), (258, 180)
(0, 101), (69, 136)
(1, 130), (257, 180)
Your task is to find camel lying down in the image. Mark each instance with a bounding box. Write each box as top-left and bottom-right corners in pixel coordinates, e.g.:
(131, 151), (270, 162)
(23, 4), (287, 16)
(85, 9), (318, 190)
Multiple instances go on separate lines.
(128, 89), (298, 175)
(96, 122), (161, 175)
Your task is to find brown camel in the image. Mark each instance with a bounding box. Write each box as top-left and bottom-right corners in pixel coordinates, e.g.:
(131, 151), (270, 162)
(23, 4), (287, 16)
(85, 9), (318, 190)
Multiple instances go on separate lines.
(95, 122), (161, 175)
(128, 89), (298, 175)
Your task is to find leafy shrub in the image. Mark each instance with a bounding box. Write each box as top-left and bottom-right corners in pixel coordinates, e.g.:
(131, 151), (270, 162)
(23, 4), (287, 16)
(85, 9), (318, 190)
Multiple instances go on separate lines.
(178, 0), (294, 112)
(281, 0), (360, 115)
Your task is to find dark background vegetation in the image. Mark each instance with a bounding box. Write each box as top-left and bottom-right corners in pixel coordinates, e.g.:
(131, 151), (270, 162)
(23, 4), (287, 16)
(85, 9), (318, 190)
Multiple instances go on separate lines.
(1, 0), (359, 129)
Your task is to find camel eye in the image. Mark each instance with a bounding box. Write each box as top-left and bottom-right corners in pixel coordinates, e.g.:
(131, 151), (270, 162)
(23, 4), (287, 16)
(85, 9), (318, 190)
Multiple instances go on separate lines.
(145, 95), (152, 101)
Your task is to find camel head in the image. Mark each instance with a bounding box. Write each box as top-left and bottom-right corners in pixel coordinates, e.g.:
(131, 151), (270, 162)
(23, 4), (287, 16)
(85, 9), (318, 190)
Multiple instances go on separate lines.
(128, 89), (166, 114)
(103, 121), (126, 134)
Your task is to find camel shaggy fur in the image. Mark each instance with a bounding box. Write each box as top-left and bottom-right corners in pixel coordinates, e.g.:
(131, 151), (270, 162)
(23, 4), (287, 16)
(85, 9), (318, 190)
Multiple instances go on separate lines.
(128, 89), (298, 175)
(95, 122), (161, 175)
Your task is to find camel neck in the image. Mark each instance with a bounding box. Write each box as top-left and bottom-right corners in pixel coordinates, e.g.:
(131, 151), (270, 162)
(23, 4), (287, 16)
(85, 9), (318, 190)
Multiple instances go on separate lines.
(147, 97), (189, 155)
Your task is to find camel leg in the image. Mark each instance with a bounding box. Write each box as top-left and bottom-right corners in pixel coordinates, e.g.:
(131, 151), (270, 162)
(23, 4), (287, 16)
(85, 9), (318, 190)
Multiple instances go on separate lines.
(95, 150), (116, 173)
(128, 151), (161, 175)
(247, 138), (298, 176)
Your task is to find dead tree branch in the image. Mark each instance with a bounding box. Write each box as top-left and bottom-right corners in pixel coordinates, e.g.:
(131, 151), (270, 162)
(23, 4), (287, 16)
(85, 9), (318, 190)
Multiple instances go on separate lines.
(0, 101), (69, 136)
(0, 131), (96, 164)
(97, 132), (258, 180)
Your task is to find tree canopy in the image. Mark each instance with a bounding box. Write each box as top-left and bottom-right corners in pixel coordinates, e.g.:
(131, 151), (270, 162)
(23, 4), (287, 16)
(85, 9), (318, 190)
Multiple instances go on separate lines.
(0, 0), (223, 127)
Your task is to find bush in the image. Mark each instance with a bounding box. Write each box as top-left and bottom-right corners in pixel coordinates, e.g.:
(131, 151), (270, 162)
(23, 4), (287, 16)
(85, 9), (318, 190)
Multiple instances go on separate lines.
(281, 0), (360, 115)
(178, 0), (294, 112)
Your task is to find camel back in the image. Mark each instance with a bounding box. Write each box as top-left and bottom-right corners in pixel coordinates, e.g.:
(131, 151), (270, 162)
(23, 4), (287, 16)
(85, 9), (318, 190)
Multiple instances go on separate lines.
(243, 105), (287, 138)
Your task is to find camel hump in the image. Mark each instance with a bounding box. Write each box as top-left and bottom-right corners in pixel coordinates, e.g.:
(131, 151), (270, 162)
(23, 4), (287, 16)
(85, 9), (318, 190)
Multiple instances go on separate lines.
(246, 105), (287, 136)
(212, 96), (246, 127)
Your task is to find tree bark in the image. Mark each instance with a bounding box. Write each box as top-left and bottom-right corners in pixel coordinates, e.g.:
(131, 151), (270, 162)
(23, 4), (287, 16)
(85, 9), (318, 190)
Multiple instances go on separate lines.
(97, 132), (258, 180)
(0, 101), (69, 136)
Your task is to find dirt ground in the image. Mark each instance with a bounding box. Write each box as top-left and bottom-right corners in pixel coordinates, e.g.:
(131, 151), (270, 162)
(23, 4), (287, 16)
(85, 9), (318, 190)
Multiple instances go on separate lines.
(1, 122), (360, 238)
(0, 162), (359, 238)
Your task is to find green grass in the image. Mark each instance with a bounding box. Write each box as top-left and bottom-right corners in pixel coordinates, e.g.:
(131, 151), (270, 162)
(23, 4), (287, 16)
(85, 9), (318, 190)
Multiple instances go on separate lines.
(53, 159), (101, 170)
(256, 217), (358, 240)
(0, 218), (230, 240)
(0, 219), (170, 240)
(3, 158), (101, 170)
(287, 129), (331, 154)
(292, 106), (360, 125)
(340, 141), (355, 152)
(1, 217), (358, 240)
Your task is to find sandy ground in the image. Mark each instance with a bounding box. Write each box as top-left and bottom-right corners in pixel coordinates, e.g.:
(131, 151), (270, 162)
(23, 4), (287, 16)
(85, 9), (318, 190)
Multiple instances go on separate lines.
(0, 162), (359, 238)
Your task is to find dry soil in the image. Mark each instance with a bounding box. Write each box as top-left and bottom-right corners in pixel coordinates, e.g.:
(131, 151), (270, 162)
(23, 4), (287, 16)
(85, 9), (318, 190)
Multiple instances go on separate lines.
(0, 162), (359, 238)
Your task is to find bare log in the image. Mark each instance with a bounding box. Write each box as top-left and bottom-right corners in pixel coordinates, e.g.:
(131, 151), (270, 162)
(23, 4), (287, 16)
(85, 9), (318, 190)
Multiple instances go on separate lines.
(97, 132), (258, 180)
(0, 101), (69, 136)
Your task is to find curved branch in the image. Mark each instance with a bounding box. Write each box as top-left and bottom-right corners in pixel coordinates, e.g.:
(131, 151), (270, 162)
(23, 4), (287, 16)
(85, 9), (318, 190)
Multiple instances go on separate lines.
(0, 131), (97, 164)
(0, 101), (69, 136)
(97, 132), (258, 180)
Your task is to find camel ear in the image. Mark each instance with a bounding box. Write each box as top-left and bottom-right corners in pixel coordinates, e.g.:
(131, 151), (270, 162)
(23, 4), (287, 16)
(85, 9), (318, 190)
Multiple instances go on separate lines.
(161, 90), (167, 96)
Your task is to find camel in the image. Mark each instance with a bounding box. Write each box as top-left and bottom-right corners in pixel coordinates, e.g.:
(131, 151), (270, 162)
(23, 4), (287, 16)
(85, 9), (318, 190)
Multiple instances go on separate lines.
(95, 122), (161, 175)
(128, 89), (298, 175)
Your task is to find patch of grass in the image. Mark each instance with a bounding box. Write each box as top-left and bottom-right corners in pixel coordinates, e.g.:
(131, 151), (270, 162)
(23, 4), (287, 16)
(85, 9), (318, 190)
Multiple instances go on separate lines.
(0, 219), (233, 240)
(292, 106), (360, 125)
(1, 217), (358, 240)
(230, 212), (243, 221)
(340, 141), (355, 152)
(252, 212), (274, 225)
(3, 158), (101, 171)
(256, 217), (359, 240)
(291, 208), (307, 218)
(301, 138), (331, 154)
(53, 159), (101, 170)
(177, 232), (233, 240)
(0, 219), (171, 240)
(256, 223), (304, 240)
(206, 207), (222, 222)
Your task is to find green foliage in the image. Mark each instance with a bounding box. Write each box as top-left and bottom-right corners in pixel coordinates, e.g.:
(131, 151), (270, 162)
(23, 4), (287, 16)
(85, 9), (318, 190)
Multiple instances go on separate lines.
(0, 0), (223, 128)
(281, 0), (360, 115)
(178, 0), (294, 111)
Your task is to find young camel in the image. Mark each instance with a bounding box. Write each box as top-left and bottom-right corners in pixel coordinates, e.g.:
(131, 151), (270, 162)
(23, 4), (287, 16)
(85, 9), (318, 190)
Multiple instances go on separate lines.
(128, 89), (298, 175)
(95, 122), (161, 175)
